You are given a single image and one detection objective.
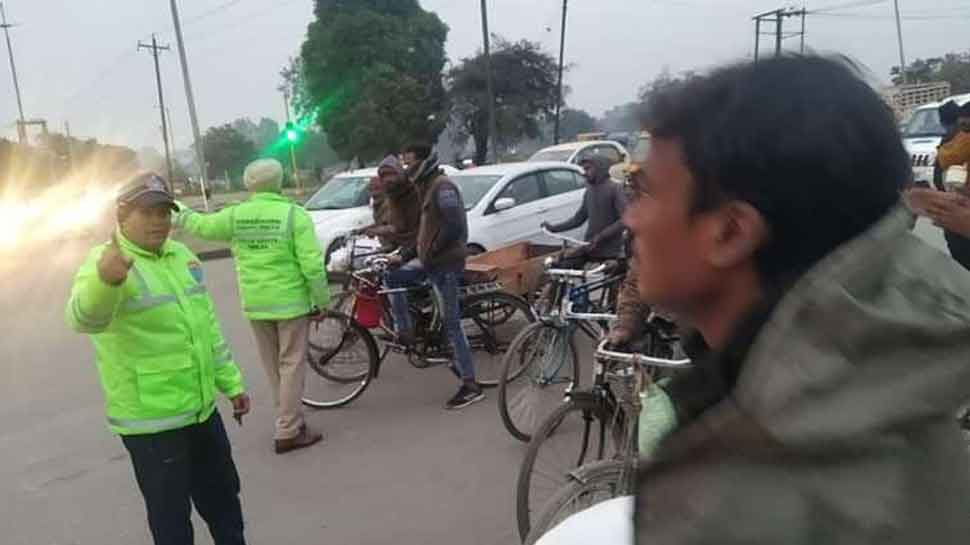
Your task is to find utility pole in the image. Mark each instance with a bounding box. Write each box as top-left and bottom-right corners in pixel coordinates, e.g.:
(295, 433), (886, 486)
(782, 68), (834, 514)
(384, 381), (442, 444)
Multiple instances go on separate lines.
(893, 0), (907, 84)
(138, 34), (174, 191)
(282, 89), (301, 196)
(169, 0), (209, 210)
(752, 8), (806, 61)
(64, 121), (75, 172)
(553, 0), (568, 145)
(0, 2), (26, 144)
(479, 0), (498, 164)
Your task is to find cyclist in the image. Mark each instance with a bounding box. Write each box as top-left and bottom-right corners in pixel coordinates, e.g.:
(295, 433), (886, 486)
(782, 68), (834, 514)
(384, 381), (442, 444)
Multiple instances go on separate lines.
(615, 55), (970, 544)
(362, 154), (421, 253)
(385, 147), (484, 410)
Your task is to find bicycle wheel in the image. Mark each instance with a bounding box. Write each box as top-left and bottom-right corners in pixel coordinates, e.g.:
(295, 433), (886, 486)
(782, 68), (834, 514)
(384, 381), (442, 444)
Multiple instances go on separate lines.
(302, 311), (378, 409)
(498, 322), (580, 442)
(524, 460), (636, 545)
(462, 291), (536, 386)
(516, 396), (624, 542)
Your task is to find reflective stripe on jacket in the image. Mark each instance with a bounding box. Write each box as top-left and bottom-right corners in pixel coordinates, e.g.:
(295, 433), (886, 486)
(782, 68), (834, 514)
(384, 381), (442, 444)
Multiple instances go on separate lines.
(175, 192), (330, 320)
(66, 232), (246, 436)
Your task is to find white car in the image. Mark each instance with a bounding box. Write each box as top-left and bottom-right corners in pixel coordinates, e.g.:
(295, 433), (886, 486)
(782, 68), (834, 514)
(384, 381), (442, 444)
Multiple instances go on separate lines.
(902, 93), (970, 186)
(529, 140), (630, 167)
(309, 162), (589, 266)
(305, 165), (459, 263)
(452, 161), (587, 253)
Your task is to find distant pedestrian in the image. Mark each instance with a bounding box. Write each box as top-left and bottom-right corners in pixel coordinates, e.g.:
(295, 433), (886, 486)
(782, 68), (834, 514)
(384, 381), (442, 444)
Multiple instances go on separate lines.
(177, 158), (329, 454)
(66, 172), (250, 545)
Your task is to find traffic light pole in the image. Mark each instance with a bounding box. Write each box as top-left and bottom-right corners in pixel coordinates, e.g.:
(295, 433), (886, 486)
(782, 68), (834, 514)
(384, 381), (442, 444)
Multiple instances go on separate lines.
(283, 90), (301, 196)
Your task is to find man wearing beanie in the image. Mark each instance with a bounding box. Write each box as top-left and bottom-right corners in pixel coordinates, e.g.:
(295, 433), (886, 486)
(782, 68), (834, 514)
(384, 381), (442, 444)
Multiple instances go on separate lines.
(363, 154), (421, 252)
(66, 172), (250, 545)
(176, 158), (329, 454)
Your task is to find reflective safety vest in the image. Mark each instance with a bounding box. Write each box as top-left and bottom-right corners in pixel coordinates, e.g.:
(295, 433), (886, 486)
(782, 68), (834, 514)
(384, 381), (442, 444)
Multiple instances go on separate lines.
(176, 192), (330, 321)
(66, 232), (246, 436)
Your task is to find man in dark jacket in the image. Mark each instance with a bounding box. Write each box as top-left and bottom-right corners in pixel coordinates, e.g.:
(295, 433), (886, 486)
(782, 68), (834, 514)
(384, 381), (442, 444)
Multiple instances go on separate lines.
(542, 154), (628, 263)
(363, 155), (420, 252)
(386, 148), (482, 410)
(617, 56), (970, 545)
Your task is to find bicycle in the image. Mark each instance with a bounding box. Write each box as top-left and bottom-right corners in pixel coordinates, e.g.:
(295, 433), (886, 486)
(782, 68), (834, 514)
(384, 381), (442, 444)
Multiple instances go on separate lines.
(497, 230), (626, 443)
(302, 234), (536, 408)
(519, 340), (692, 544)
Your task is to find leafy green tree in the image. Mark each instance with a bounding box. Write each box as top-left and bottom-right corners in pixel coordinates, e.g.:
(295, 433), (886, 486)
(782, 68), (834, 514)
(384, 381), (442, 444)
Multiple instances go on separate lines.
(892, 52), (970, 94)
(558, 109), (597, 142)
(201, 124), (256, 190)
(297, 0), (448, 162)
(449, 39), (559, 165)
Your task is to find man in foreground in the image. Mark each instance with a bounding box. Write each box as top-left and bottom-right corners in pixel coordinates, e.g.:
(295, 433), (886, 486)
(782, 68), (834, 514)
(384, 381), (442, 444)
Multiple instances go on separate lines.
(177, 159), (328, 454)
(66, 173), (250, 545)
(625, 56), (970, 543)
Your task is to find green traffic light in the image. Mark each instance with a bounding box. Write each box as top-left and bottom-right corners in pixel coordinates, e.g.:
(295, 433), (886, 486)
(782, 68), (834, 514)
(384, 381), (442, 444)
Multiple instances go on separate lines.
(286, 129), (299, 142)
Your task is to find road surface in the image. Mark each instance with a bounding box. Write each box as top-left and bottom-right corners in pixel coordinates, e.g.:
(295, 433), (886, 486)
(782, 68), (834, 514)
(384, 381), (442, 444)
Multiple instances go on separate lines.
(0, 217), (959, 544)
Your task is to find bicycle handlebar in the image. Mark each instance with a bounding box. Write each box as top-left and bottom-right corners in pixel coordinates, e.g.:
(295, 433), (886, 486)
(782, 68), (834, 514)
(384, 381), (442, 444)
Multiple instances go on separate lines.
(545, 261), (609, 279)
(563, 301), (617, 323)
(541, 225), (589, 247)
(595, 339), (693, 369)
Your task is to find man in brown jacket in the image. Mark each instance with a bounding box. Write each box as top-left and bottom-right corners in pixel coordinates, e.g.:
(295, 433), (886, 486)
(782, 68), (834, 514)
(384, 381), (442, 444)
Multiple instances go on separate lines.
(618, 56), (970, 544)
(363, 155), (421, 252)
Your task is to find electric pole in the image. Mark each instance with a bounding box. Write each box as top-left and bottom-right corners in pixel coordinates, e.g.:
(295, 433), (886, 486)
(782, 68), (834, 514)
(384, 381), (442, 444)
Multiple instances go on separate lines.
(752, 8), (806, 62)
(893, 0), (907, 84)
(553, 0), (568, 145)
(479, 0), (498, 164)
(0, 2), (26, 144)
(169, 0), (209, 210)
(138, 34), (174, 191)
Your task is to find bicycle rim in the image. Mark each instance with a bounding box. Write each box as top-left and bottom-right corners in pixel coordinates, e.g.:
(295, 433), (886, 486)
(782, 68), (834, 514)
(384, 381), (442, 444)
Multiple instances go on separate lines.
(462, 292), (536, 386)
(302, 312), (378, 409)
(516, 397), (621, 541)
(524, 460), (635, 545)
(499, 323), (579, 442)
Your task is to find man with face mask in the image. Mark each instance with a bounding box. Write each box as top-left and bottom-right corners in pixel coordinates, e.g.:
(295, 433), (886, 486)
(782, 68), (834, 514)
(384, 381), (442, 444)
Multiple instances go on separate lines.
(66, 173), (250, 545)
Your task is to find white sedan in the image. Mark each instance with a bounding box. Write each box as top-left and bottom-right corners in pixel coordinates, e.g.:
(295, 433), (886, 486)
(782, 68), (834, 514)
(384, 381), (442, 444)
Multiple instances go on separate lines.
(308, 162), (588, 264)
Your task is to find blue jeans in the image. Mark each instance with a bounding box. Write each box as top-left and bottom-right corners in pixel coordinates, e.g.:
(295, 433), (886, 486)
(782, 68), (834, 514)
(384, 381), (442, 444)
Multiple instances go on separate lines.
(385, 260), (475, 381)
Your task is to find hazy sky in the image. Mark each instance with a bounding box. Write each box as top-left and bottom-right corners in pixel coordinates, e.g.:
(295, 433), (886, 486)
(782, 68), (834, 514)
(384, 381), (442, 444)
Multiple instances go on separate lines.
(0, 0), (967, 151)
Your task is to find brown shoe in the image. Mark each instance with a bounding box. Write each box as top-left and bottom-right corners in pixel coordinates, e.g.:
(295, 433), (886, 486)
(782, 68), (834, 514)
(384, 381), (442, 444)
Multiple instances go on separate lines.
(274, 426), (324, 454)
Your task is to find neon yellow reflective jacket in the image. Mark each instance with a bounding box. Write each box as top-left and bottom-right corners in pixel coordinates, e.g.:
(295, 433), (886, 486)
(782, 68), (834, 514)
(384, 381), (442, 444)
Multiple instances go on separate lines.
(66, 232), (246, 436)
(175, 192), (329, 321)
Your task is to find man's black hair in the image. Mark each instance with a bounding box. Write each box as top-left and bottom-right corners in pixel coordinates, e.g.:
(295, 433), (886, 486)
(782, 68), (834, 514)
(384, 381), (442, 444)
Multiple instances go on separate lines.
(643, 55), (908, 283)
(404, 143), (432, 161)
(940, 101), (960, 126)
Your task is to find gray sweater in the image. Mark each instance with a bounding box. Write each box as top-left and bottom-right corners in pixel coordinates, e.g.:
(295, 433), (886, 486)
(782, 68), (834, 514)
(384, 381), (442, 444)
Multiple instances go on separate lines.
(548, 176), (628, 259)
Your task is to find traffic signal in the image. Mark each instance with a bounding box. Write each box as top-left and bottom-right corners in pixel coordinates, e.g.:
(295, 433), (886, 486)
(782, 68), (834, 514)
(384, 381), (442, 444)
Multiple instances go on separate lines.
(284, 121), (300, 143)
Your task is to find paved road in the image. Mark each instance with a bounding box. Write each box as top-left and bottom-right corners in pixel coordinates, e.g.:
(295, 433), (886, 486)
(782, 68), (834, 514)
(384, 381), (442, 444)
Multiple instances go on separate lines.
(0, 217), (959, 545)
(0, 236), (566, 545)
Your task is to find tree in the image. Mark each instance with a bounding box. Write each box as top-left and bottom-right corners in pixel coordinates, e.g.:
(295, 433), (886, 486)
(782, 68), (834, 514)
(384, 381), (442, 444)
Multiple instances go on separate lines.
(892, 51), (970, 94)
(201, 124), (256, 190)
(636, 68), (697, 127)
(297, 0), (449, 162)
(232, 117), (282, 152)
(558, 109), (597, 142)
(449, 39), (560, 165)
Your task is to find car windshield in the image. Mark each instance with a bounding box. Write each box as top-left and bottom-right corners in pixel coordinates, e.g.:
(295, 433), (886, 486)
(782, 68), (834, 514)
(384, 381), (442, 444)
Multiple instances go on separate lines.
(451, 174), (503, 209)
(304, 176), (371, 210)
(528, 149), (574, 163)
(903, 109), (946, 138)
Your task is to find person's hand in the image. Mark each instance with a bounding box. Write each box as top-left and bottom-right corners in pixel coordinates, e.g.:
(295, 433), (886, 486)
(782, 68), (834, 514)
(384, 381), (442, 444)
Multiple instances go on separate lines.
(926, 192), (970, 236)
(605, 328), (632, 351)
(97, 233), (134, 286)
(386, 254), (404, 268)
(230, 393), (251, 426)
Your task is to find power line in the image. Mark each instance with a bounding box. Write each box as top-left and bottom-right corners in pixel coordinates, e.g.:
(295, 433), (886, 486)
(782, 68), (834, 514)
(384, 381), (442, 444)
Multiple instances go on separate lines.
(810, 0), (889, 13)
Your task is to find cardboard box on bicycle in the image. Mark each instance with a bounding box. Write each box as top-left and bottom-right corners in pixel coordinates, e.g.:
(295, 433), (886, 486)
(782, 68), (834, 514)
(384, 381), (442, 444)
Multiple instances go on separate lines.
(465, 242), (560, 298)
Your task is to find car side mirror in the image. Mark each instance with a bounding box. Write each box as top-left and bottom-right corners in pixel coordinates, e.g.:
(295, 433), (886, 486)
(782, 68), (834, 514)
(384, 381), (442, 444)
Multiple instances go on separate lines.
(494, 197), (516, 211)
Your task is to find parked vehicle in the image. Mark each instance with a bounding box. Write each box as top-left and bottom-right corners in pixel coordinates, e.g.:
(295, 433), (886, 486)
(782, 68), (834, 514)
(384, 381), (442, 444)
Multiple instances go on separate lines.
(528, 141), (629, 167)
(305, 166), (459, 264)
(901, 93), (970, 186)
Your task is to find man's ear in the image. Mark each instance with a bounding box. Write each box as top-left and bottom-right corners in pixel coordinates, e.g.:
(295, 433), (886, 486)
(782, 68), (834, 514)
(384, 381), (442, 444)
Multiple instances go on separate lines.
(708, 201), (769, 268)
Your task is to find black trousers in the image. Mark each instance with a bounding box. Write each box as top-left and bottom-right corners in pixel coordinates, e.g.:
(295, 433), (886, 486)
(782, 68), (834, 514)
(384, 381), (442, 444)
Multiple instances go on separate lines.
(945, 230), (970, 272)
(121, 412), (246, 545)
